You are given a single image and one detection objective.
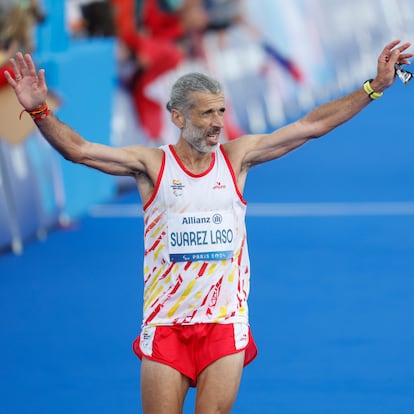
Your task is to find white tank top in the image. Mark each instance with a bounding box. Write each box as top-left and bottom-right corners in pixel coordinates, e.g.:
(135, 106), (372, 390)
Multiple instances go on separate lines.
(141, 144), (250, 327)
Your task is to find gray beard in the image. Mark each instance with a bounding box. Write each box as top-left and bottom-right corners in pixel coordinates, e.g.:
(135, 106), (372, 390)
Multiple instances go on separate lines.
(182, 123), (217, 153)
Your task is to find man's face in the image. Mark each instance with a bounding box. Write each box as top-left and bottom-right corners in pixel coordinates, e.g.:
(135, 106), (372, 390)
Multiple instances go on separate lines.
(182, 92), (225, 153)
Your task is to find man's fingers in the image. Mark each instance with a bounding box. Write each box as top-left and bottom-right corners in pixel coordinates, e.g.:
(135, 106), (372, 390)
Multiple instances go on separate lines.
(387, 41), (412, 60)
(9, 57), (19, 74)
(397, 42), (412, 53)
(384, 39), (401, 54)
(6, 58), (23, 85)
(15, 52), (29, 75)
(383, 40), (411, 59)
(398, 52), (414, 66)
(24, 53), (37, 76)
(4, 70), (17, 88)
(38, 69), (47, 89)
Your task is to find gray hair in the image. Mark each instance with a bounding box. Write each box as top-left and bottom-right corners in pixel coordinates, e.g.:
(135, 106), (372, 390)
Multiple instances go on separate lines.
(166, 72), (223, 114)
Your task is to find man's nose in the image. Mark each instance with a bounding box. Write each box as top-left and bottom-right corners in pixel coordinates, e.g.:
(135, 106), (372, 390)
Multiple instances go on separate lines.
(212, 112), (225, 127)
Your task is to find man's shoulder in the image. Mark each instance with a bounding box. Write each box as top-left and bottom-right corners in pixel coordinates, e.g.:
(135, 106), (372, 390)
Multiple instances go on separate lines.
(221, 133), (253, 155)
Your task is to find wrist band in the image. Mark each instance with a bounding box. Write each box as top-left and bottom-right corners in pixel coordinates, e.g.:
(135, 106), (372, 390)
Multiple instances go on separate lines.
(363, 79), (383, 100)
(19, 102), (51, 121)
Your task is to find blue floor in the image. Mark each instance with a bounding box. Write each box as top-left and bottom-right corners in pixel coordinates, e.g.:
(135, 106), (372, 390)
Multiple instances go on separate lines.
(1, 84), (414, 413)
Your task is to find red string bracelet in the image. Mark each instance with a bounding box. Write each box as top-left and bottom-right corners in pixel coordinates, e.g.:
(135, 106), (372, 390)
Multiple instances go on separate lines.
(19, 102), (51, 121)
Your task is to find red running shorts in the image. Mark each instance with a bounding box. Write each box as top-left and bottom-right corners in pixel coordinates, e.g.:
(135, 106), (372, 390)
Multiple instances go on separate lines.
(133, 323), (258, 387)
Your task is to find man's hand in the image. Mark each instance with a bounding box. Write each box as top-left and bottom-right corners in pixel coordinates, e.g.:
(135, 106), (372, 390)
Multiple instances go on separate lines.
(372, 40), (413, 92)
(4, 52), (48, 111)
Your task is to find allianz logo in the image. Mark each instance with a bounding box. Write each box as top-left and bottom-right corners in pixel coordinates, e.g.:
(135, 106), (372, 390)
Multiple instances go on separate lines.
(181, 213), (223, 225)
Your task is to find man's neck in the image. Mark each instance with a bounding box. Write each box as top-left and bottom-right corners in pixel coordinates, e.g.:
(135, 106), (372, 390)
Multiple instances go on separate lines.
(173, 140), (215, 175)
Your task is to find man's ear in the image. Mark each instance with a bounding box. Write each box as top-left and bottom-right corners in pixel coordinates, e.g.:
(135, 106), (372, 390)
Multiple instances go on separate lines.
(171, 109), (185, 129)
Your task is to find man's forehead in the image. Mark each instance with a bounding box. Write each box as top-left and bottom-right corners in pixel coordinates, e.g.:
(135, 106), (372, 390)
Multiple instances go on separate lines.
(190, 91), (225, 108)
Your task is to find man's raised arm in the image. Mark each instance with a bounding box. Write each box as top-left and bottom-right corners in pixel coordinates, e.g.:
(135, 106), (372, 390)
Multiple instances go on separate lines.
(229, 40), (413, 169)
(4, 52), (153, 177)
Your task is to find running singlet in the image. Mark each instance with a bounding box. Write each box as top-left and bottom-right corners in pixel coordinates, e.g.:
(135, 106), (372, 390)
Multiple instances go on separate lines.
(142, 144), (250, 327)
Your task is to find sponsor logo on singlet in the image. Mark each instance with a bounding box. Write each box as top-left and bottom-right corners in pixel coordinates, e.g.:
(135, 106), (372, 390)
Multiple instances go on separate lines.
(168, 210), (235, 262)
(213, 181), (227, 190)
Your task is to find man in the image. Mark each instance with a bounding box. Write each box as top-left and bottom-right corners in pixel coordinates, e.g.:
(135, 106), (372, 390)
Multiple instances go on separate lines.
(4, 40), (412, 413)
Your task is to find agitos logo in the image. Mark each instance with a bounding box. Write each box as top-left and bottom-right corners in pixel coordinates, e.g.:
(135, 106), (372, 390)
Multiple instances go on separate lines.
(171, 179), (185, 196)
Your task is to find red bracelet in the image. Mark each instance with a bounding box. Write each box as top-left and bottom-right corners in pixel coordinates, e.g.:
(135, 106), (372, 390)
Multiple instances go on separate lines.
(31, 108), (51, 121)
(19, 102), (51, 121)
